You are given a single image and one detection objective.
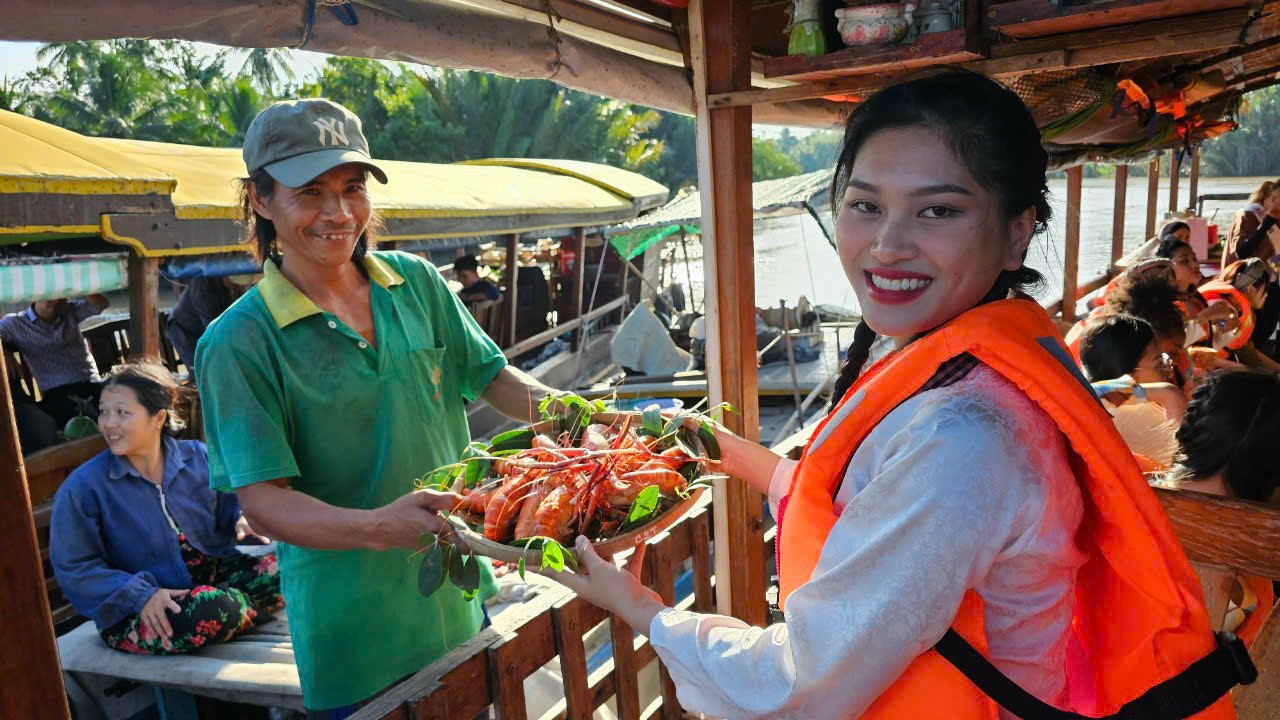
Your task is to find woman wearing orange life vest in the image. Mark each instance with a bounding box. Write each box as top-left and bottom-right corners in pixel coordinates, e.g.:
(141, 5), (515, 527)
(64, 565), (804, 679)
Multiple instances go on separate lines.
(548, 70), (1251, 719)
(1201, 258), (1280, 373)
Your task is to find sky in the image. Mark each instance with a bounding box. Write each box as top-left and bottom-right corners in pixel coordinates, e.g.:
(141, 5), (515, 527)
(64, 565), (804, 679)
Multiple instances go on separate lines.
(1, 40), (335, 81)
(0, 40), (801, 137)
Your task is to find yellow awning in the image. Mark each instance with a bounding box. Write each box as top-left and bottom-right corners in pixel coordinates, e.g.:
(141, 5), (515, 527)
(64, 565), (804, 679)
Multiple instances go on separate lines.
(0, 110), (173, 197)
(2, 111), (669, 253)
(96, 140), (662, 222)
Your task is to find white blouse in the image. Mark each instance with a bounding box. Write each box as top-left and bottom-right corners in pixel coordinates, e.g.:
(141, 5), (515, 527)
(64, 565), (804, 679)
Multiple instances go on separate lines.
(648, 365), (1086, 719)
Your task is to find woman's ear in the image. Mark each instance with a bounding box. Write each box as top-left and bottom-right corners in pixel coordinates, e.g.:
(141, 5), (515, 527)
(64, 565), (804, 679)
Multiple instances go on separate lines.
(155, 408), (168, 433)
(1003, 206), (1036, 271)
(247, 183), (274, 222)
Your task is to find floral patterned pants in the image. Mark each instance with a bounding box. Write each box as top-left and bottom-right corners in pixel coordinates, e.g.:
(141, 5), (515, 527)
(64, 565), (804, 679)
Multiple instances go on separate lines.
(100, 534), (283, 655)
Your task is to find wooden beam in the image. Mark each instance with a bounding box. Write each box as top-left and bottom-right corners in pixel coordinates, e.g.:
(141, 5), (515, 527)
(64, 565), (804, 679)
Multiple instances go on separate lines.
(986, 0), (1249, 39)
(1156, 487), (1280, 579)
(1189, 147), (1201, 209)
(709, 11), (1252, 108)
(571, 227), (587, 351)
(762, 29), (982, 82)
(690, 0), (767, 626)
(1186, 32), (1280, 72)
(1063, 166), (1083, 320)
(1112, 165), (1129, 265)
(0, 352), (70, 719)
(990, 7), (1247, 57)
(503, 234), (519, 348)
(1146, 156), (1161, 239)
(126, 252), (160, 359)
(1169, 149), (1182, 215)
(1227, 60), (1280, 88)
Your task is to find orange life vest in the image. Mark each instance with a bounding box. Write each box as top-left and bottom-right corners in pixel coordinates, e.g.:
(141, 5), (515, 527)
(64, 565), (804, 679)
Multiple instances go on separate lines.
(1199, 280), (1256, 351)
(778, 299), (1235, 719)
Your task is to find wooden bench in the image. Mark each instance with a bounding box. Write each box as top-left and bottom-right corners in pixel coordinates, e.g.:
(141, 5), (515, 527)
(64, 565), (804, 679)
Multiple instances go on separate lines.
(467, 298), (505, 345)
(24, 435), (109, 633)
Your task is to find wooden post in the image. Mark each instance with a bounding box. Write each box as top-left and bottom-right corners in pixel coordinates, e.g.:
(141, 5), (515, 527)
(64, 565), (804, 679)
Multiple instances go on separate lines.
(690, 0), (767, 625)
(503, 234), (519, 348)
(571, 227), (586, 351)
(1168, 149), (1182, 215)
(126, 252), (160, 359)
(1189, 146), (1201, 213)
(1146, 156), (1161, 239)
(1112, 165), (1128, 266)
(1063, 166), (1083, 319)
(0, 353), (70, 719)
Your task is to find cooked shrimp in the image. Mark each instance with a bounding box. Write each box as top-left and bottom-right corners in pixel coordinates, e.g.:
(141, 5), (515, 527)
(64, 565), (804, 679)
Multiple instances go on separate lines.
(484, 471), (538, 541)
(528, 483), (579, 542)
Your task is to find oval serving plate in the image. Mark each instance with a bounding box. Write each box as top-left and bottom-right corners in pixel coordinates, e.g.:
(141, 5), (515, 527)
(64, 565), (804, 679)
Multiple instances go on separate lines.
(447, 486), (706, 569)
(445, 410), (714, 569)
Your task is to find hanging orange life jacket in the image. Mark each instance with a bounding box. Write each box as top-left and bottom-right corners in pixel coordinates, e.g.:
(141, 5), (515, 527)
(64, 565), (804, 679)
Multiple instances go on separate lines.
(778, 299), (1241, 719)
(1199, 280), (1256, 351)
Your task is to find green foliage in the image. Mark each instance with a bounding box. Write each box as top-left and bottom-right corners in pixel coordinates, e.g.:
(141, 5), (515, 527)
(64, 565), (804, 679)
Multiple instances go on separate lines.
(774, 129), (842, 174)
(13, 39), (845, 205)
(753, 137), (803, 181)
(1201, 87), (1280, 178)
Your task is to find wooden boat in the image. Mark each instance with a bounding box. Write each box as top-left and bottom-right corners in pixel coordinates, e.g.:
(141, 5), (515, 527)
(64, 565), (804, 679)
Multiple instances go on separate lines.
(5, 1), (1280, 718)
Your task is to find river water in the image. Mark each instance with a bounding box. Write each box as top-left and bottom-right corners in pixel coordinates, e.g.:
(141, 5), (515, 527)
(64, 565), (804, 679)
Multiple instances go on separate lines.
(669, 176), (1271, 313)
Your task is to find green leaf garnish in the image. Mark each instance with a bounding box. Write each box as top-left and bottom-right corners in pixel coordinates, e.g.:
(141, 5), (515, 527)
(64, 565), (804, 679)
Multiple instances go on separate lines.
(697, 421), (721, 460)
(541, 539), (566, 572)
(640, 406), (664, 437)
(620, 485), (662, 532)
(448, 548), (482, 596)
(460, 443), (492, 488)
(417, 543), (448, 597)
(488, 428), (535, 453)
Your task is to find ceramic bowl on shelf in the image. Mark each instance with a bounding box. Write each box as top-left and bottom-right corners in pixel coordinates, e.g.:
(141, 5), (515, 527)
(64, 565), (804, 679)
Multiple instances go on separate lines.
(835, 3), (912, 47)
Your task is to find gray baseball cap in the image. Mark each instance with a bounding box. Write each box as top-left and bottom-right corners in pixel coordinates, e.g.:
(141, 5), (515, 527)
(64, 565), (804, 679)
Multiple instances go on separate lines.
(242, 98), (387, 187)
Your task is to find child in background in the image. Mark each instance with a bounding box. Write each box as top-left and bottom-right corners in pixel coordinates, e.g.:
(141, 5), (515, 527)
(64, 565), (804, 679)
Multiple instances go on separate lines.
(1079, 314), (1186, 467)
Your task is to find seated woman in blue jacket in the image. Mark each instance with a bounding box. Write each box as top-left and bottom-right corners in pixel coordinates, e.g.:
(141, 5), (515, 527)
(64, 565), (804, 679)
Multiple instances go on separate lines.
(51, 361), (282, 655)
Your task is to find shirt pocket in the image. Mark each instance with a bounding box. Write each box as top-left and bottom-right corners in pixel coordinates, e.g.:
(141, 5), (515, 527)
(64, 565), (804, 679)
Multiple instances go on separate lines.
(401, 345), (449, 425)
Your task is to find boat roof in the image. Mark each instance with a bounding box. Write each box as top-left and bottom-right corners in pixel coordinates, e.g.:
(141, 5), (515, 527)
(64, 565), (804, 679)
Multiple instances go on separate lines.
(0, 110), (670, 255)
(608, 169), (833, 259)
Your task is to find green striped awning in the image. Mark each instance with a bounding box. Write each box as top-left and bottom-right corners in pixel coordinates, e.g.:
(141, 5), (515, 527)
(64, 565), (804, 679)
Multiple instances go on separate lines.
(0, 255), (128, 304)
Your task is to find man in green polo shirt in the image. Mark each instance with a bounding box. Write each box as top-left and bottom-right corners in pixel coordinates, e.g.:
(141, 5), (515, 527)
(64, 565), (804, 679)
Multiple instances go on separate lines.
(195, 98), (563, 717)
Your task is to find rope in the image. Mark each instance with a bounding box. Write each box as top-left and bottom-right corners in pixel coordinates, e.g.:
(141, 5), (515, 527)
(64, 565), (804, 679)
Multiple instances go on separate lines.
(298, 0), (359, 49)
(1238, 6), (1266, 46)
(541, 0), (567, 79)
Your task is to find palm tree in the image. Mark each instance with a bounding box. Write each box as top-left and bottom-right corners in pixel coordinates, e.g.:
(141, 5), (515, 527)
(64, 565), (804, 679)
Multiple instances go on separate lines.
(210, 77), (267, 146)
(41, 46), (178, 140)
(0, 75), (32, 113)
(238, 48), (296, 95)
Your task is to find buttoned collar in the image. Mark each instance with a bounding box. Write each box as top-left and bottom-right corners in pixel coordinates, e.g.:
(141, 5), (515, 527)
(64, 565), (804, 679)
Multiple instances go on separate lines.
(259, 253), (405, 329)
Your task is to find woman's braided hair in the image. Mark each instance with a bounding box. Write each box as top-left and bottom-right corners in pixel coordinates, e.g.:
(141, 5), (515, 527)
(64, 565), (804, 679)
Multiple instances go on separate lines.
(829, 69), (1050, 407)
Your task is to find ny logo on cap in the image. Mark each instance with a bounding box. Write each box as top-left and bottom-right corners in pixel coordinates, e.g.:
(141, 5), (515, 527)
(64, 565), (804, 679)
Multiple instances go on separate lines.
(313, 116), (349, 147)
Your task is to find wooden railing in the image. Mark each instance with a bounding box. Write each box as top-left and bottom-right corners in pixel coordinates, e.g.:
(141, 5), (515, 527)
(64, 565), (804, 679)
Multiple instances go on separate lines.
(503, 295), (628, 360)
(356, 500), (724, 720)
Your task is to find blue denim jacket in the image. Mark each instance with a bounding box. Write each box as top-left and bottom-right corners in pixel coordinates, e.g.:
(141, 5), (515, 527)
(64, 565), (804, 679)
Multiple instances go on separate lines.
(50, 436), (242, 629)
